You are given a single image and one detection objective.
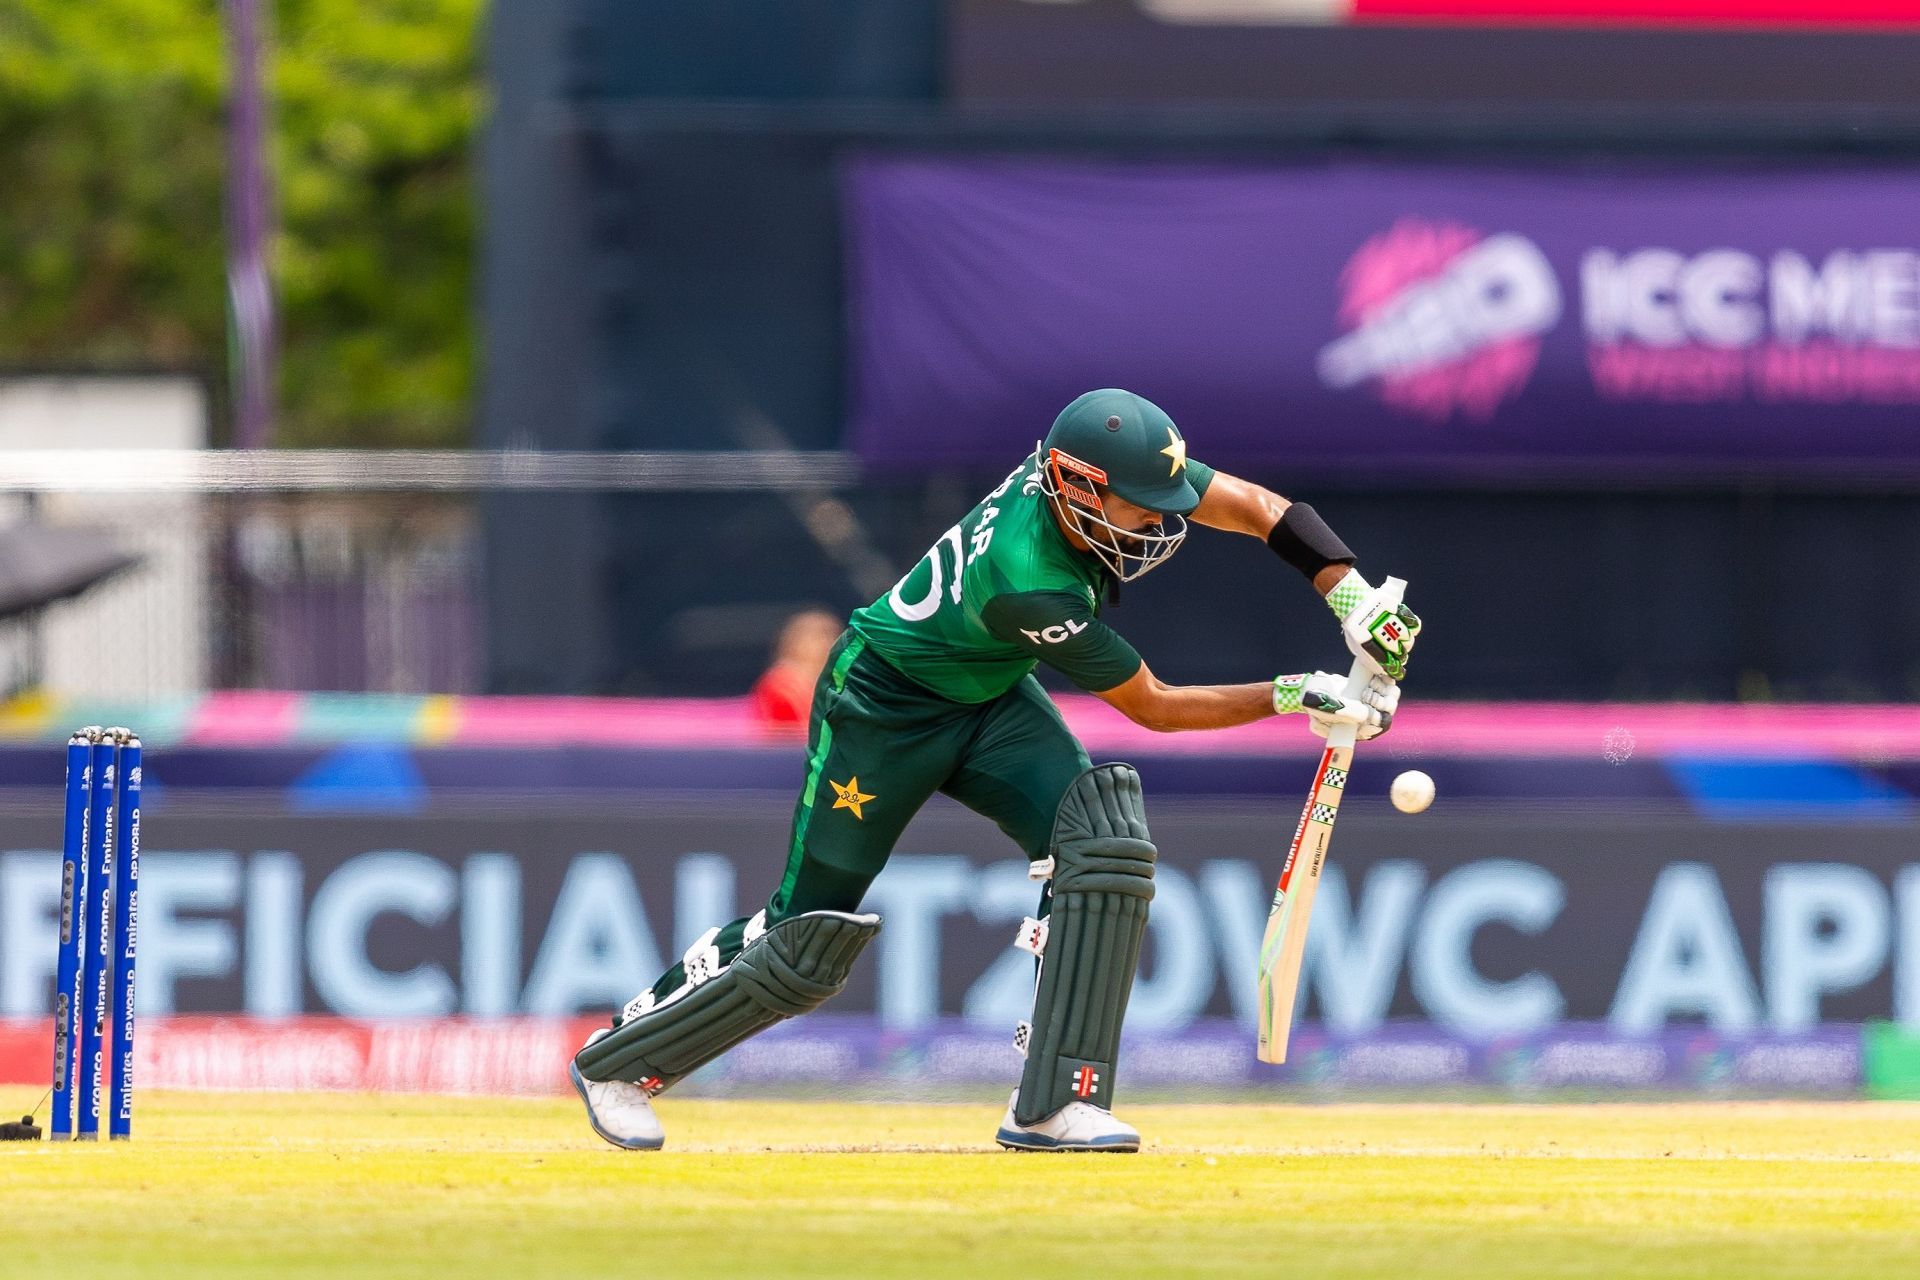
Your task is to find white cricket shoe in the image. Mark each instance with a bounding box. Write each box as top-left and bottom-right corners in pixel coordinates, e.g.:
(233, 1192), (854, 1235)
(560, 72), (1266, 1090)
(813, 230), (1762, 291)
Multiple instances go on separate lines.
(569, 1028), (665, 1151)
(994, 1089), (1140, 1153)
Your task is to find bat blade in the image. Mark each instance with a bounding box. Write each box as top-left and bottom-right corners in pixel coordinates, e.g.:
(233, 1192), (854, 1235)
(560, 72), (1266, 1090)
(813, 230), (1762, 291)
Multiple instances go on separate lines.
(1256, 739), (1353, 1064)
(1255, 575), (1406, 1065)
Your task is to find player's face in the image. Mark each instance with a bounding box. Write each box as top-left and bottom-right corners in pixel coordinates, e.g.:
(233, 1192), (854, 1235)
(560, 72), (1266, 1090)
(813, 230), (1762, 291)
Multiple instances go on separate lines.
(1041, 460), (1188, 581)
(1097, 490), (1163, 535)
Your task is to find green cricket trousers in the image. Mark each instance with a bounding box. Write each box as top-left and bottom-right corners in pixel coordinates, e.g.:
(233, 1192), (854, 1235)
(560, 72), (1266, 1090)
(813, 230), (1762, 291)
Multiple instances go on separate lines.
(644, 630), (1092, 1000)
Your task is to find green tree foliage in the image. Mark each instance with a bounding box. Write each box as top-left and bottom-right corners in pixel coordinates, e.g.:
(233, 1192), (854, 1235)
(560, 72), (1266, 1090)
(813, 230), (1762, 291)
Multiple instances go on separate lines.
(0, 2), (227, 368)
(276, 0), (482, 446)
(0, 0), (482, 446)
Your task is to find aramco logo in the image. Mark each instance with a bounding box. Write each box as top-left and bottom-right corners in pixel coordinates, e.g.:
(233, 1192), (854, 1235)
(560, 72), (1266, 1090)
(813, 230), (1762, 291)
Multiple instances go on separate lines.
(1317, 219), (1562, 423)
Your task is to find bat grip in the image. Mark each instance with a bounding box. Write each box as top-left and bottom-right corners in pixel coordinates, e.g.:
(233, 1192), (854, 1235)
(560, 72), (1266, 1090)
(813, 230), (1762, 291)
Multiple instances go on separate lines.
(1330, 575), (1406, 750)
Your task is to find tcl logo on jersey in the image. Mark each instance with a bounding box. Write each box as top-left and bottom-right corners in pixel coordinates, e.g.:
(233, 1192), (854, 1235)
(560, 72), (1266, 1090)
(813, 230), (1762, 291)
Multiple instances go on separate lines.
(1021, 619), (1087, 645)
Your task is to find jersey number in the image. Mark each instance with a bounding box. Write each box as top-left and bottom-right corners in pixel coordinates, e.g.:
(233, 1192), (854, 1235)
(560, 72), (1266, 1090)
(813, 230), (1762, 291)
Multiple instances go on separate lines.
(888, 501), (1003, 623)
(889, 524), (965, 622)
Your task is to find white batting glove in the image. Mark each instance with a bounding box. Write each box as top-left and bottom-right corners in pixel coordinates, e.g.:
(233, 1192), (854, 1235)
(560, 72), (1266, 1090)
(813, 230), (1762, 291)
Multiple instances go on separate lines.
(1272, 671), (1399, 741)
(1325, 570), (1421, 681)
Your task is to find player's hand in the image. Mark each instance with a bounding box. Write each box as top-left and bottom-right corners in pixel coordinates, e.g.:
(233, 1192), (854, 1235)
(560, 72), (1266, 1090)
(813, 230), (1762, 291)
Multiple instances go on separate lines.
(1272, 671), (1398, 741)
(1329, 572), (1421, 681)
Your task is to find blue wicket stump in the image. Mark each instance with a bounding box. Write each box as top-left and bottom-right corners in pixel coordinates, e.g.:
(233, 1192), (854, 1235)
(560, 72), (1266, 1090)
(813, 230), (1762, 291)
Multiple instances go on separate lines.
(49, 729), (97, 1140)
(109, 735), (141, 1140)
(49, 726), (142, 1141)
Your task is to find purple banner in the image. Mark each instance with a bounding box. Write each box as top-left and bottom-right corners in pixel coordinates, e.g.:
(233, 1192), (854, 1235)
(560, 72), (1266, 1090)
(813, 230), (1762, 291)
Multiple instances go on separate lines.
(842, 157), (1920, 477)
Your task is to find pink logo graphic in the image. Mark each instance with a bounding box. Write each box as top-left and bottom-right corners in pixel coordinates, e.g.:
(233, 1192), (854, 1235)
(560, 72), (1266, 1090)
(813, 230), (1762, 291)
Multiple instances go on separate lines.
(1318, 219), (1561, 423)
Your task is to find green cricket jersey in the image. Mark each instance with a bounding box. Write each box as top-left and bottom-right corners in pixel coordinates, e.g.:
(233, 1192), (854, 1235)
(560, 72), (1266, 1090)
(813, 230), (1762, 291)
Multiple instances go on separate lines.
(848, 451), (1216, 704)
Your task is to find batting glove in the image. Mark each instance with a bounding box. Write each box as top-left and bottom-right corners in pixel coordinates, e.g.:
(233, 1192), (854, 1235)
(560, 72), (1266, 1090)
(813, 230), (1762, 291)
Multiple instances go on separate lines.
(1273, 671), (1398, 741)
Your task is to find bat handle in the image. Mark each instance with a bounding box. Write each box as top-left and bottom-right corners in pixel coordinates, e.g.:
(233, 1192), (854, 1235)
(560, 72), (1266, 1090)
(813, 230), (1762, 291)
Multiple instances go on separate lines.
(1332, 575), (1407, 749)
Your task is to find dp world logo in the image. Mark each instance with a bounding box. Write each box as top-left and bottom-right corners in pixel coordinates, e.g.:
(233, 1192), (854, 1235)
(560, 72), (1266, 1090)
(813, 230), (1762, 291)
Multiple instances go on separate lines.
(1317, 220), (1562, 422)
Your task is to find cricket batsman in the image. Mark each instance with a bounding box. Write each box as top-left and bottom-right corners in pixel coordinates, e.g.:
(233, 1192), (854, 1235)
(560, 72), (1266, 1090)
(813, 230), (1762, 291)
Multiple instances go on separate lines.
(570, 388), (1421, 1152)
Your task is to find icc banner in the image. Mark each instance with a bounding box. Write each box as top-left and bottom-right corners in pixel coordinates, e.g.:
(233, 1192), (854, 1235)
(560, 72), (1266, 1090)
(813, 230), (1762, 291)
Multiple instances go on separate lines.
(842, 157), (1920, 478)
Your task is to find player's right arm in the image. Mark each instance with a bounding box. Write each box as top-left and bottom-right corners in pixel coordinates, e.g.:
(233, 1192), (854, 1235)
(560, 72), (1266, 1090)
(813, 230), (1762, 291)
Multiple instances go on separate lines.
(979, 590), (1274, 733)
(981, 589), (1394, 736)
(982, 585), (1274, 731)
(1093, 663), (1273, 732)
(1093, 663), (1395, 736)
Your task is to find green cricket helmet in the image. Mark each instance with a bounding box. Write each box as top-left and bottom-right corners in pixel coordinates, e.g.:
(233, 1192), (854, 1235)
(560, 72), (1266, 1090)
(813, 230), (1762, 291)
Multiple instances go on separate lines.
(1037, 388), (1197, 581)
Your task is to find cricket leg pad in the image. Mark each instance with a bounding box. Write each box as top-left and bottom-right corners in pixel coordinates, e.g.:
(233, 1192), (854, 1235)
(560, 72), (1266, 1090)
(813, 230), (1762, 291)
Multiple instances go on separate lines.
(573, 909), (881, 1093)
(1014, 763), (1156, 1127)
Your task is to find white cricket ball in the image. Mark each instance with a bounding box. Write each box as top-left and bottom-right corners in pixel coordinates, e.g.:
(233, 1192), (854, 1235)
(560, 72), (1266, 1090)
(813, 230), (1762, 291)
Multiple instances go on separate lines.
(1390, 770), (1435, 814)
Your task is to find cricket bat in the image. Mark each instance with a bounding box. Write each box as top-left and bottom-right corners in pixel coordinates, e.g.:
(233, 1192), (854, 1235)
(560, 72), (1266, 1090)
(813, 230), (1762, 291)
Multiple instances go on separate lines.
(1256, 576), (1406, 1063)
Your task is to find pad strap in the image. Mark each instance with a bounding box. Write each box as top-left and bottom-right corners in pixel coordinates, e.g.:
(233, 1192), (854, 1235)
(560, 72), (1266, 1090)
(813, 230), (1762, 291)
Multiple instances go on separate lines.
(574, 909), (880, 1094)
(1015, 763), (1157, 1126)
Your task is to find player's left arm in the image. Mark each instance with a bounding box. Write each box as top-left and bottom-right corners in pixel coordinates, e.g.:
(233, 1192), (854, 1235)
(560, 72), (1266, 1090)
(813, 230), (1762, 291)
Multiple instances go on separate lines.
(1190, 465), (1423, 681)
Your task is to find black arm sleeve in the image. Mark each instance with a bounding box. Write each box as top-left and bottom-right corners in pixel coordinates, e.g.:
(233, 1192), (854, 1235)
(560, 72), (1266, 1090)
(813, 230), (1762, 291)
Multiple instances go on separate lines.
(1266, 502), (1355, 580)
(981, 590), (1144, 693)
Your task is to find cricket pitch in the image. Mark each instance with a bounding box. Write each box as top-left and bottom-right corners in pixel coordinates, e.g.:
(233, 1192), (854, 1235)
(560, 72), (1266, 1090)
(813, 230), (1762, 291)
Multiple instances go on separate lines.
(3, 1094), (1917, 1278)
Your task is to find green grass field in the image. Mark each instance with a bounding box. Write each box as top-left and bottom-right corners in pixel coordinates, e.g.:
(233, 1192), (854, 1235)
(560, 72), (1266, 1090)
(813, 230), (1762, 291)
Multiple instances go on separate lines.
(3, 1094), (1917, 1278)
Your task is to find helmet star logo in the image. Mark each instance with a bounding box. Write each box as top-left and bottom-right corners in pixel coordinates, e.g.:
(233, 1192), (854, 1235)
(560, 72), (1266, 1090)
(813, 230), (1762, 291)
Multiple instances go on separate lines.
(1160, 429), (1187, 476)
(829, 776), (876, 820)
